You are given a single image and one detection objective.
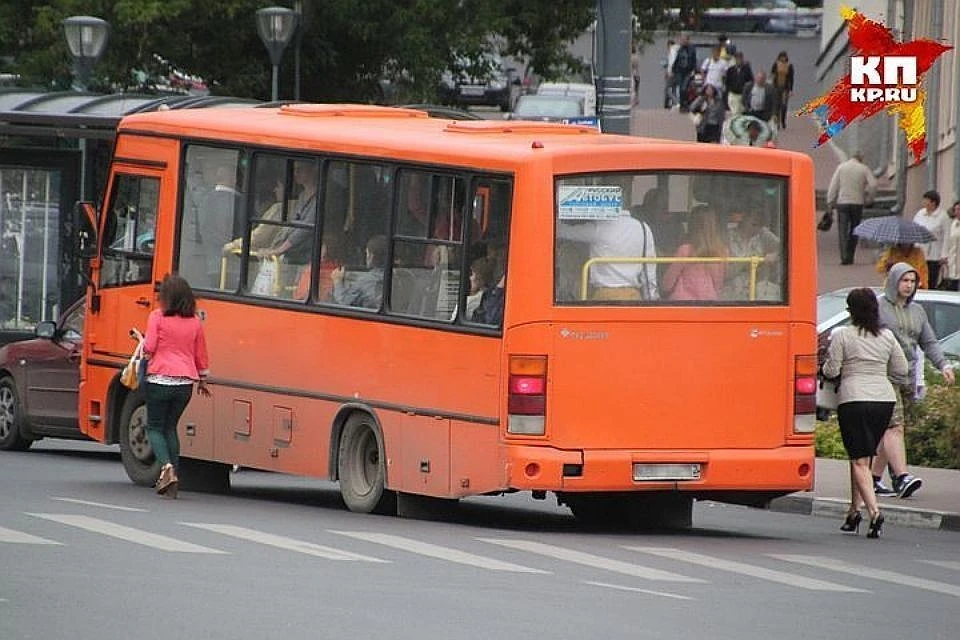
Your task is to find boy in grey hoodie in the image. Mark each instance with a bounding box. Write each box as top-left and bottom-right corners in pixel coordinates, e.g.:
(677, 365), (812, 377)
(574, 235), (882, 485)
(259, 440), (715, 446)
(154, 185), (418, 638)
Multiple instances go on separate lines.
(874, 262), (956, 497)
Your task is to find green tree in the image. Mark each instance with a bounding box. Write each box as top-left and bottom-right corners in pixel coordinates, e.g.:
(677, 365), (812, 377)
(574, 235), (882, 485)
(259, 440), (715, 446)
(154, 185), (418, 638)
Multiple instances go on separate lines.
(0, 0), (714, 100)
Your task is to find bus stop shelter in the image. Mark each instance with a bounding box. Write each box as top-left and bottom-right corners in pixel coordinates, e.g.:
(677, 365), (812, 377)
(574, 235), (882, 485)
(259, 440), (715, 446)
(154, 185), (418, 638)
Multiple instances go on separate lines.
(0, 90), (260, 344)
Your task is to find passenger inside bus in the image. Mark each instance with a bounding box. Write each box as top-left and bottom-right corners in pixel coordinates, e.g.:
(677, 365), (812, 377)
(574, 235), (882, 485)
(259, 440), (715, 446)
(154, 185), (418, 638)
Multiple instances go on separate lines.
(663, 204), (728, 301)
(724, 207), (781, 301)
(223, 176), (284, 254)
(557, 207), (659, 301)
(297, 233), (346, 302)
(332, 234), (388, 309)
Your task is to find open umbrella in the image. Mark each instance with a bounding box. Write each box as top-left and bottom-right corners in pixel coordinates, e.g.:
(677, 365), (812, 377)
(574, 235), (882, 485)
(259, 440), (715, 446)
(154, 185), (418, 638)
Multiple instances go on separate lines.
(853, 215), (935, 245)
(725, 114), (774, 146)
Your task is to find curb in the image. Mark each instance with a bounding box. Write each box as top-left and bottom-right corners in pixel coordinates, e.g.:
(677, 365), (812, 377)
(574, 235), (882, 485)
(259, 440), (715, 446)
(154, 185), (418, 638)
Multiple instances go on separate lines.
(768, 494), (960, 532)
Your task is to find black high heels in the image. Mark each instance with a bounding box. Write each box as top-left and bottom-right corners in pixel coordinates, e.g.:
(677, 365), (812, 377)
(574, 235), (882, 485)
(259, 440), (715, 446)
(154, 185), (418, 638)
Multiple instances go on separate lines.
(866, 511), (885, 539)
(840, 511), (862, 533)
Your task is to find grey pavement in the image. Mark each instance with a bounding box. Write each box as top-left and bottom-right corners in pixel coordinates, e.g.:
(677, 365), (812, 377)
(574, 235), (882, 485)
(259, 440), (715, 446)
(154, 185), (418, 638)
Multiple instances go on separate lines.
(630, 107), (960, 531)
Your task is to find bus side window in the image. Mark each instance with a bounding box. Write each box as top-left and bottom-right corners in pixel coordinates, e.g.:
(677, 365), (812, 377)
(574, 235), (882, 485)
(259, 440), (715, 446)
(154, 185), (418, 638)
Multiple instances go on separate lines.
(179, 146), (243, 291)
(100, 174), (159, 288)
(463, 179), (509, 327)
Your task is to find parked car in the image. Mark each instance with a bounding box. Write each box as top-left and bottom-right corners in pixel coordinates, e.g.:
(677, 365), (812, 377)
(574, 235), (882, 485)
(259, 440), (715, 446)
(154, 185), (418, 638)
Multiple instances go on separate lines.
(505, 94), (585, 123)
(438, 53), (522, 112)
(0, 298), (87, 450)
(536, 82), (597, 117)
(816, 287), (960, 417)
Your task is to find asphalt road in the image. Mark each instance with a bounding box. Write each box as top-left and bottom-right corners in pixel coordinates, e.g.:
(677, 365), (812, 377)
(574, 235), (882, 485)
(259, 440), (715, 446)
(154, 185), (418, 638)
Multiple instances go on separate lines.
(2, 441), (958, 640)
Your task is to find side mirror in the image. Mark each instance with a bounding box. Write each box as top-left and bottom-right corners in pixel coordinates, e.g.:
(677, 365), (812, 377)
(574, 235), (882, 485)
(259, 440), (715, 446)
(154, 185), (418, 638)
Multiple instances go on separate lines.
(35, 321), (57, 339)
(76, 201), (98, 259)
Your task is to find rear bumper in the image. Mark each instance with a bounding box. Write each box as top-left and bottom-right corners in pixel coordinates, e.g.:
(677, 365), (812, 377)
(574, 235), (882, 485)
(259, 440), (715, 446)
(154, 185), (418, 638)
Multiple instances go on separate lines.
(505, 444), (814, 494)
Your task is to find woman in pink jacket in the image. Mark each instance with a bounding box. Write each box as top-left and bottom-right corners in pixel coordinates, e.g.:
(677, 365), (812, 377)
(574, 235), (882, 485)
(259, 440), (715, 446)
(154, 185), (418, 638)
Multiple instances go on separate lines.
(143, 274), (210, 497)
(663, 205), (728, 301)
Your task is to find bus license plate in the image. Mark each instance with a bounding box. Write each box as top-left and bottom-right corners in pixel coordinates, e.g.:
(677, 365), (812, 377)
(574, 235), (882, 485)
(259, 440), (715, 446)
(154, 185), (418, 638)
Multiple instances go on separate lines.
(633, 463), (701, 481)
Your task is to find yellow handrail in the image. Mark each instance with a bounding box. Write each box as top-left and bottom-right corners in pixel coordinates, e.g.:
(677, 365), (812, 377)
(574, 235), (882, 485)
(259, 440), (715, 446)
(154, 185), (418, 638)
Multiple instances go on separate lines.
(579, 255), (767, 301)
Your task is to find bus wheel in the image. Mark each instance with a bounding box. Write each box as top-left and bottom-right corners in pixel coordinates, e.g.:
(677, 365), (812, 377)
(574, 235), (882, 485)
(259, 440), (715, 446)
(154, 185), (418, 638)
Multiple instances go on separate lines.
(338, 413), (393, 514)
(0, 377), (32, 451)
(118, 392), (159, 487)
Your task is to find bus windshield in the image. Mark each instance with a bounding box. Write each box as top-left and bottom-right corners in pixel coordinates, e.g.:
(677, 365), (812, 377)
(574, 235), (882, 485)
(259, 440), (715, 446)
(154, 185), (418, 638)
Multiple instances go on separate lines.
(555, 171), (787, 304)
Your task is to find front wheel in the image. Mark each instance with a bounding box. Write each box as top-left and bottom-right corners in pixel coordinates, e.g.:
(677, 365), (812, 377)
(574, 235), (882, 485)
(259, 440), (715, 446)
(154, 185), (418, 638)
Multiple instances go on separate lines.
(118, 392), (159, 487)
(338, 413), (394, 514)
(0, 377), (32, 451)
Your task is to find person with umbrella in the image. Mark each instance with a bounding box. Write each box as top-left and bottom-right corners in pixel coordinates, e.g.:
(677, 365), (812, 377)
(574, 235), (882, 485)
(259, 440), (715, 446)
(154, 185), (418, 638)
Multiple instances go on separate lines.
(853, 215), (934, 288)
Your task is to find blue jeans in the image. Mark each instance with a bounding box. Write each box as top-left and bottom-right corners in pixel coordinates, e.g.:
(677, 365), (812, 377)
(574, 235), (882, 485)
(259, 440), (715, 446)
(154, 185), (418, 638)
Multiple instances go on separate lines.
(144, 382), (193, 469)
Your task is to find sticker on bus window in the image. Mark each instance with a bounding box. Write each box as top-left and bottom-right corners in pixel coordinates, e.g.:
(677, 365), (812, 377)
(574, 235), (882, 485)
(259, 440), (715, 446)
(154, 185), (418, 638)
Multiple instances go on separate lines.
(557, 186), (622, 220)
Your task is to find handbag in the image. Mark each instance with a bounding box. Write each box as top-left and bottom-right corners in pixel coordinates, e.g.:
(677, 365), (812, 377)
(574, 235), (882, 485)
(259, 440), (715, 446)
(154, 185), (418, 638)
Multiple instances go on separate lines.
(817, 210), (834, 232)
(121, 339), (145, 390)
(817, 375), (840, 411)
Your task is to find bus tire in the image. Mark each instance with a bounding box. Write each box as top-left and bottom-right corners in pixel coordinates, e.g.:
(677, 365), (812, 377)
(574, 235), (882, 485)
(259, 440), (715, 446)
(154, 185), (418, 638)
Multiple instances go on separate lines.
(118, 391), (159, 487)
(337, 413), (394, 514)
(178, 457), (231, 494)
(0, 377), (33, 451)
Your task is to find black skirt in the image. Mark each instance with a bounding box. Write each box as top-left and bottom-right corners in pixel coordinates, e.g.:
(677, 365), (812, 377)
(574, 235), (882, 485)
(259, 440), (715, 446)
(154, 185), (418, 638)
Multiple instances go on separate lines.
(837, 401), (895, 459)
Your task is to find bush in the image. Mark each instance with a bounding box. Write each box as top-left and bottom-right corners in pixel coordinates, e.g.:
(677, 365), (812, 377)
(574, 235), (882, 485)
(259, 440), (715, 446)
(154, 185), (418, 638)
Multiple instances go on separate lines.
(815, 367), (960, 469)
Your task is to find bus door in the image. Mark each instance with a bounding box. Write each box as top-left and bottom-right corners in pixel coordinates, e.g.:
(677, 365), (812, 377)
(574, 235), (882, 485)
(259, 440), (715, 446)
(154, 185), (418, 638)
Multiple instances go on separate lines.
(89, 169), (164, 370)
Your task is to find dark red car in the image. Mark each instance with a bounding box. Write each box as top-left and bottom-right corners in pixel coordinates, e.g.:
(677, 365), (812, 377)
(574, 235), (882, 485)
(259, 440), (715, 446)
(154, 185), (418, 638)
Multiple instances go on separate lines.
(0, 299), (87, 450)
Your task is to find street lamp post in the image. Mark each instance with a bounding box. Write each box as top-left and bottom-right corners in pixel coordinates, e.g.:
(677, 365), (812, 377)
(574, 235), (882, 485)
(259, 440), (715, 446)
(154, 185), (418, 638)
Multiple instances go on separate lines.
(256, 6), (298, 102)
(62, 16), (110, 91)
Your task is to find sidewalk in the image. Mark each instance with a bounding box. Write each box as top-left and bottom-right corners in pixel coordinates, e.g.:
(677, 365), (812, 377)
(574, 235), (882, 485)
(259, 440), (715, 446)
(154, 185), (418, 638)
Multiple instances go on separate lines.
(769, 458), (960, 531)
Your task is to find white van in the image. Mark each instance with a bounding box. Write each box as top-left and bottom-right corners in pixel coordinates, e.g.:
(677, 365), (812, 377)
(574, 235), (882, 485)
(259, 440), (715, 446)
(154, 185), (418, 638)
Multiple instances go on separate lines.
(536, 82), (597, 117)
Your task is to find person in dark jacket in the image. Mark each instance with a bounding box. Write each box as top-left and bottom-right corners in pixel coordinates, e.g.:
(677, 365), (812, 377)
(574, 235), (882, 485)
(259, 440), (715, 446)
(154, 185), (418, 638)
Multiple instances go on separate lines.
(670, 33), (698, 110)
(724, 50), (753, 115)
(770, 50), (795, 129)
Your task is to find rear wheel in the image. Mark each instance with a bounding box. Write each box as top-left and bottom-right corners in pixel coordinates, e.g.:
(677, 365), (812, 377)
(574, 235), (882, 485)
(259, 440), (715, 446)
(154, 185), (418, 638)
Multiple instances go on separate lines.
(118, 392), (159, 487)
(338, 413), (394, 514)
(0, 377), (32, 451)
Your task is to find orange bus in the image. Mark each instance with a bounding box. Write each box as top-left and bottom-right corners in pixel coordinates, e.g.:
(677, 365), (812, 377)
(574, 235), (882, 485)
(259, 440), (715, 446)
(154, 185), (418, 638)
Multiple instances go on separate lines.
(76, 104), (817, 528)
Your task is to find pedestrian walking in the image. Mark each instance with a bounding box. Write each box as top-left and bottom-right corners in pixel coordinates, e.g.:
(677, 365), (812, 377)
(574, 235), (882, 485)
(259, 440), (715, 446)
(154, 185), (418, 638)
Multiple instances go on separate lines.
(873, 263), (956, 498)
(826, 151), (876, 265)
(143, 274), (211, 498)
(690, 84), (725, 143)
(941, 200), (960, 291)
(822, 288), (908, 538)
(724, 49), (753, 116)
(770, 51), (794, 130)
(911, 190), (950, 288)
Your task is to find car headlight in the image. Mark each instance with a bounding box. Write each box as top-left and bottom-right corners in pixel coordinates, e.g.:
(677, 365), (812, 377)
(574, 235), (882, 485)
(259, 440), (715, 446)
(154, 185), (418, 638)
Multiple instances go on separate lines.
(489, 79), (506, 90)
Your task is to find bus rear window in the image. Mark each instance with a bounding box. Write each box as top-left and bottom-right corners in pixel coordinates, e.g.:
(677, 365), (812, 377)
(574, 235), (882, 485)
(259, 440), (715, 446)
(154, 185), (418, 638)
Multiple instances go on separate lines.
(554, 171), (787, 305)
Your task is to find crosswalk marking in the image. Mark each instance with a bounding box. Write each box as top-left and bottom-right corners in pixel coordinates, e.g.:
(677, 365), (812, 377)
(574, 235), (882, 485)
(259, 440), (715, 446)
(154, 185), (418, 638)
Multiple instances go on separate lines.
(182, 523), (388, 562)
(920, 560), (960, 572)
(27, 514), (226, 554)
(329, 531), (548, 573)
(0, 525), (62, 545)
(50, 497), (148, 512)
(478, 539), (703, 583)
(771, 555), (960, 598)
(584, 581), (694, 600)
(627, 547), (867, 593)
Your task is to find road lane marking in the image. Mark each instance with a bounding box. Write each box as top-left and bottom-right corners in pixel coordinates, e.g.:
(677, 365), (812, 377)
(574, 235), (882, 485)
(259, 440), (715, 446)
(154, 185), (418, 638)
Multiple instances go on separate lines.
(584, 581), (693, 600)
(478, 539), (703, 583)
(771, 555), (960, 598)
(27, 514), (226, 554)
(329, 531), (547, 573)
(50, 497), (148, 512)
(627, 546), (867, 593)
(182, 523), (387, 562)
(0, 525), (62, 545)
(920, 560), (960, 571)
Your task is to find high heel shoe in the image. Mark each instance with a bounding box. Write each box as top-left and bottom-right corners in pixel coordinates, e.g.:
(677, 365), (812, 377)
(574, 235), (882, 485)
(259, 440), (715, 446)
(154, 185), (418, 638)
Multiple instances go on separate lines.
(156, 464), (174, 495)
(840, 511), (862, 533)
(165, 473), (179, 499)
(866, 511), (885, 539)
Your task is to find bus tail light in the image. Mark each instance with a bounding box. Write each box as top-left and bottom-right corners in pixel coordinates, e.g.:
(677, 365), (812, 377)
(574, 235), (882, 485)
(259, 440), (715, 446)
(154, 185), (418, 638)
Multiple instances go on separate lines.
(793, 354), (817, 433)
(508, 355), (547, 435)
